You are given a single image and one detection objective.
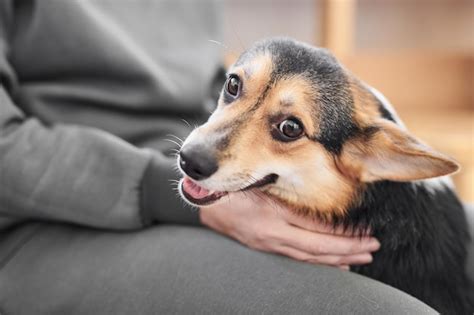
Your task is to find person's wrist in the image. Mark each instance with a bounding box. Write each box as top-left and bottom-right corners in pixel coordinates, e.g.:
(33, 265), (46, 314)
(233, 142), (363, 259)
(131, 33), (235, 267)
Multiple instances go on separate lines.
(139, 155), (159, 227)
(140, 151), (202, 225)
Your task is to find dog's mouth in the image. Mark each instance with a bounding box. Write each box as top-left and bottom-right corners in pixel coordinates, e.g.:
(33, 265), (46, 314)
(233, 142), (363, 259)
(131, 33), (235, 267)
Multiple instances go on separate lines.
(179, 174), (278, 206)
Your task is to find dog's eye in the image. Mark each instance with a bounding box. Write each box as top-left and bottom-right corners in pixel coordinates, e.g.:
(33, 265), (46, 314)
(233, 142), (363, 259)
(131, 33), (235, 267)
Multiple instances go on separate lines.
(225, 74), (241, 97)
(278, 119), (304, 140)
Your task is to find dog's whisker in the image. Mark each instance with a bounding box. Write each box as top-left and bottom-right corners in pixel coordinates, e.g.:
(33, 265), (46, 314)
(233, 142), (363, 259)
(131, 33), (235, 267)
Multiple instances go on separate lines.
(208, 39), (239, 59)
(166, 134), (184, 144)
(163, 138), (182, 148)
(226, 19), (246, 53)
(208, 39), (229, 50)
(254, 190), (276, 209)
(289, 182), (303, 201)
(180, 118), (191, 128)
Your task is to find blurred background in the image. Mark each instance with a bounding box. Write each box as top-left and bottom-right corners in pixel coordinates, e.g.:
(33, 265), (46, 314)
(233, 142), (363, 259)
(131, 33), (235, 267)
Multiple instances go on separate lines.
(222, 0), (473, 202)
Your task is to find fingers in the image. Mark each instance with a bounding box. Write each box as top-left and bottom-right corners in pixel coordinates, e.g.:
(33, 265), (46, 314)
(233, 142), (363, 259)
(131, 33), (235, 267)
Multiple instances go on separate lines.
(339, 253), (373, 265)
(280, 208), (370, 236)
(279, 209), (341, 233)
(202, 190), (379, 270)
(277, 224), (380, 256)
(275, 245), (373, 266)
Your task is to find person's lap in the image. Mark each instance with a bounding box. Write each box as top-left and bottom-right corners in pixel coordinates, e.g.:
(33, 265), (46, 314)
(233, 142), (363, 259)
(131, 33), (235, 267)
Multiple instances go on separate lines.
(0, 221), (437, 315)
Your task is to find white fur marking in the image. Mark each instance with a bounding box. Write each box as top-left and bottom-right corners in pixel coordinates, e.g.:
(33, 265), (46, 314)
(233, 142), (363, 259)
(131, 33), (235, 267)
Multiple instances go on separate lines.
(368, 86), (406, 129)
(412, 176), (455, 195)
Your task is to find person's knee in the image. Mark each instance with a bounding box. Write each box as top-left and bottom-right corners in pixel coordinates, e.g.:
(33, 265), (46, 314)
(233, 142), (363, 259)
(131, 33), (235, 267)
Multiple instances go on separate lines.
(123, 226), (435, 314)
(0, 224), (435, 314)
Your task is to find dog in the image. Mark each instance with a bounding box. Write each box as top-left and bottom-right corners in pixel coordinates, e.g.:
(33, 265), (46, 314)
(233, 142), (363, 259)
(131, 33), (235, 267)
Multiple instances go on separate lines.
(177, 38), (472, 314)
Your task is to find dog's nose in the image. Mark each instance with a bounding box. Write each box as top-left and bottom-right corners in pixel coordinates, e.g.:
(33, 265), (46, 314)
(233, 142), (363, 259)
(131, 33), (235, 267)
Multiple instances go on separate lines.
(179, 146), (218, 181)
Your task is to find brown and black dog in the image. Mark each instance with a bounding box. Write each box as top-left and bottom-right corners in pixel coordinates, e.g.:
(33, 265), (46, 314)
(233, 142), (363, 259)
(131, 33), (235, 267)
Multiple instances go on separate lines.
(177, 38), (472, 314)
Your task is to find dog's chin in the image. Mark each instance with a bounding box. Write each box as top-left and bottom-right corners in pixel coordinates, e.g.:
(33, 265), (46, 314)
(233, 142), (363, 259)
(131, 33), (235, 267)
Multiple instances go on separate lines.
(179, 174), (278, 207)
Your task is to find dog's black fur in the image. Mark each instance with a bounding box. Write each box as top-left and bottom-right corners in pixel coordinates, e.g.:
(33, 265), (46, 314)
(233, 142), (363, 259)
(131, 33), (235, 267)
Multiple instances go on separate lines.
(237, 38), (473, 314)
(347, 182), (472, 314)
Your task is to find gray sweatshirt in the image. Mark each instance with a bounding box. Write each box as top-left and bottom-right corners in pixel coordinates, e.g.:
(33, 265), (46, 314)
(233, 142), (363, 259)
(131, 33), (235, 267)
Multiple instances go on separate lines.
(0, 0), (223, 230)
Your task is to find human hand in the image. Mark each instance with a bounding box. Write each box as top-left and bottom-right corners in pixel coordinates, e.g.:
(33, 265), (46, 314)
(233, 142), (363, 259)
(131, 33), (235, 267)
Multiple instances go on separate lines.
(199, 191), (380, 270)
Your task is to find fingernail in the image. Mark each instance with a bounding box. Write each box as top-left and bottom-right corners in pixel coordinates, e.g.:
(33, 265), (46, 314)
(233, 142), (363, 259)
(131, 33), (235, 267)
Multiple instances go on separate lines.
(357, 254), (372, 265)
(369, 238), (381, 251)
(365, 254), (373, 263)
(339, 265), (350, 271)
(355, 253), (373, 263)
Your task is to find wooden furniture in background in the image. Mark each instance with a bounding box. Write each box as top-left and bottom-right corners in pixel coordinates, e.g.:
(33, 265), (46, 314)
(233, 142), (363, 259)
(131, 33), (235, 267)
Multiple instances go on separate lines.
(321, 0), (355, 57)
(319, 0), (473, 202)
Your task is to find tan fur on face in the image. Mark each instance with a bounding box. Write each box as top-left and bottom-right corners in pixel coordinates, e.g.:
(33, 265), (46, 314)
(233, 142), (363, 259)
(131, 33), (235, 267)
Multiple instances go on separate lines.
(185, 54), (358, 217)
(349, 76), (381, 128)
(210, 53), (274, 120)
(265, 76), (320, 136)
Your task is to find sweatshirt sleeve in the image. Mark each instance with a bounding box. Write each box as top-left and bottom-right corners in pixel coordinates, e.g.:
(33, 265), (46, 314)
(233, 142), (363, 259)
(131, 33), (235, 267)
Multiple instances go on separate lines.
(0, 1), (208, 230)
(140, 152), (200, 226)
(0, 6), (154, 229)
(0, 87), (155, 230)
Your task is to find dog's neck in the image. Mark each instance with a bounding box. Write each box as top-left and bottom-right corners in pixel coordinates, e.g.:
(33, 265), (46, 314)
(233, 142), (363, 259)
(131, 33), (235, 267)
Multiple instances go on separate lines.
(338, 179), (464, 244)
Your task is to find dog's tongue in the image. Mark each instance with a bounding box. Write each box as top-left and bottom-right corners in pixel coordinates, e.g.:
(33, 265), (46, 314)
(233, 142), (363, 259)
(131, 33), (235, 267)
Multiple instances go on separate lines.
(182, 177), (212, 199)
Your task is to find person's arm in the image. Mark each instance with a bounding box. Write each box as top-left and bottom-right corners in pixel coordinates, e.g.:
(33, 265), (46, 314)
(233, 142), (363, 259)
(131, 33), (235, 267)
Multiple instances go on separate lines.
(200, 192), (380, 269)
(0, 1), (202, 230)
(0, 85), (153, 229)
(0, 84), (201, 230)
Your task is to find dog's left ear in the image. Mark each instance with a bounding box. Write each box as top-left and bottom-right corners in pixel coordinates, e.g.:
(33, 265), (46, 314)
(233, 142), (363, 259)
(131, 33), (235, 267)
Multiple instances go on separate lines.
(339, 119), (460, 182)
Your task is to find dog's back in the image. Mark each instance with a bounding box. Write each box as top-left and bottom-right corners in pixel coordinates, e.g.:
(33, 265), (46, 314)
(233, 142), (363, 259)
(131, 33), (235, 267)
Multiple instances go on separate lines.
(343, 179), (472, 314)
(339, 85), (473, 313)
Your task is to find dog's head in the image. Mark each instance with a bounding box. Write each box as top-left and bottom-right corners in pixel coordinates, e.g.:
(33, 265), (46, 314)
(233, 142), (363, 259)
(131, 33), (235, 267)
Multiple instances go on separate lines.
(178, 38), (459, 216)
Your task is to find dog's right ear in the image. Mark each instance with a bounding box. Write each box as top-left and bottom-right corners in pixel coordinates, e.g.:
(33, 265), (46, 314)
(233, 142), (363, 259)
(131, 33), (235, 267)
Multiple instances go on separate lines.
(338, 119), (460, 182)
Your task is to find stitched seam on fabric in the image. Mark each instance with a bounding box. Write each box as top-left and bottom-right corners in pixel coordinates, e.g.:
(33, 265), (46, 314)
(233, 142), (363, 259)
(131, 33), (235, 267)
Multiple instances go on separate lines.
(138, 156), (154, 227)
